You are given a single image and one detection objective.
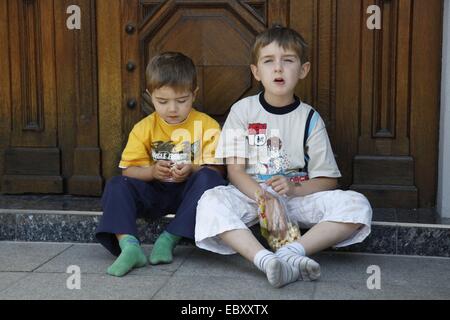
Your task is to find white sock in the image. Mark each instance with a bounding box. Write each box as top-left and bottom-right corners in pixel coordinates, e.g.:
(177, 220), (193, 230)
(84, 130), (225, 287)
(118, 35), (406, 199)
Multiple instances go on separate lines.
(281, 242), (306, 256)
(276, 243), (321, 281)
(253, 249), (299, 288)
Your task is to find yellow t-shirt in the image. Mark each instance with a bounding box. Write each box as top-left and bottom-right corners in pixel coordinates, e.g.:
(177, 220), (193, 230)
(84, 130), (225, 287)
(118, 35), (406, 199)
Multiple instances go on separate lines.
(119, 109), (221, 168)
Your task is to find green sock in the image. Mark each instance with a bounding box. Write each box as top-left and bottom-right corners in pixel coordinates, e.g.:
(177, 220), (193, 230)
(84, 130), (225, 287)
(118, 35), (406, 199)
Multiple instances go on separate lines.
(107, 235), (147, 277)
(149, 231), (181, 265)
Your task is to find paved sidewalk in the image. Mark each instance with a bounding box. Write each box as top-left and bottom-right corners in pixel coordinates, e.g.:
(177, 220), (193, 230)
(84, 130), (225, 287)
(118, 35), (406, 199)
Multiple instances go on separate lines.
(1, 241), (449, 300)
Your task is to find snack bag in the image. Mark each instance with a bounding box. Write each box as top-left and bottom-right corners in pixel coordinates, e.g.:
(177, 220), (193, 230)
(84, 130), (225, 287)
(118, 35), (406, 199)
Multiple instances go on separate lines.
(166, 142), (191, 182)
(255, 186), (301, 251)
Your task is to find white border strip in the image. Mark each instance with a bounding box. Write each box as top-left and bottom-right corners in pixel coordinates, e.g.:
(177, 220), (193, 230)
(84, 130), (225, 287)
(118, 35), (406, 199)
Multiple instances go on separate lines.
(438, 0), (450, 219)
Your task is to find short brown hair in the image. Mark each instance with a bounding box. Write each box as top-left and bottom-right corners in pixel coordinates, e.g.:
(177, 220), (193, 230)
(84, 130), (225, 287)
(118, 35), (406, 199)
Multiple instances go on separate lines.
(252, 25), (309, 65)
(146, 52), (197, 93)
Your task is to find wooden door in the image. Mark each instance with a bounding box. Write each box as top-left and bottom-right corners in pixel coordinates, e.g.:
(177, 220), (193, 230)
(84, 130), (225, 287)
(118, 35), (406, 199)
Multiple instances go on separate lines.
(0, 0), (102, 196)
(331, 0), (442, 208)
(0, 0), (442, 208)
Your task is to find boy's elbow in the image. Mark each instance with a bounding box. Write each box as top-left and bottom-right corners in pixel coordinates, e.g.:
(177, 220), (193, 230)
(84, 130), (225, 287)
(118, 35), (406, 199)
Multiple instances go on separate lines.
(314, 177), (338, 190)
(122, 167), (132, 177)
(226, 163), (245, 177)
(327, 178), (338, 190)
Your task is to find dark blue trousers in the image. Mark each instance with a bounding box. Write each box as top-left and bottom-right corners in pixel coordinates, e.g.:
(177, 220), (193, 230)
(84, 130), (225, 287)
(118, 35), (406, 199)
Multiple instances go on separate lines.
(95, 167), (227, 256)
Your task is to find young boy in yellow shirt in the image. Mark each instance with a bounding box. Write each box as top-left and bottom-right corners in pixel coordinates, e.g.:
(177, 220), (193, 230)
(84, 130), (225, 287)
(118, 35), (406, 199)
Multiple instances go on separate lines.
(96, 52), (226, 277)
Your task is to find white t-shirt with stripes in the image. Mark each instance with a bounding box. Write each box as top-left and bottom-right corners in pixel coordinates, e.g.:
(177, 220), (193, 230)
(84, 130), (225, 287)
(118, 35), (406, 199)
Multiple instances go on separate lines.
(215, 93), (341, 182)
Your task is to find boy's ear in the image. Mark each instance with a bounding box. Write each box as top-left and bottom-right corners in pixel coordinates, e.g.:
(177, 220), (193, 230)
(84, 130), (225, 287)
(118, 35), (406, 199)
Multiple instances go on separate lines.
(192, 87), (200, 101)
(146, 89), (153, 102)
(250, 64), (261, 81)
(299, 62), (311, 80)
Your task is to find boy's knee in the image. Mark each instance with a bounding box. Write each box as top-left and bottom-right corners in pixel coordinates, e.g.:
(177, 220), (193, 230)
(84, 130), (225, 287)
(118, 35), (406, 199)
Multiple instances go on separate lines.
(340, 190), (371, 205)
(107, 176), (128, 188)
(192, 167), (225, 185)
(104, 176), (136, 194)
(344, 191), (373, 218)
(197, 187), (224, 216)
(198, 187), (225, 208)
(351, 191), (372, 209)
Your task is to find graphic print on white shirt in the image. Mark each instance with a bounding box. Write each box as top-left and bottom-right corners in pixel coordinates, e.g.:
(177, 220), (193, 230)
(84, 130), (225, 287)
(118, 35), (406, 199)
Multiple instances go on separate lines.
(246, 123), (290, 176)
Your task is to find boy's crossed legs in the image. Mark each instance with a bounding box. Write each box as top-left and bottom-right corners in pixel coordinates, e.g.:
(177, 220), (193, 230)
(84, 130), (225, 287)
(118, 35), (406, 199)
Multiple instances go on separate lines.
(218, 221), (361, 288)
(196, 185), (371, 288)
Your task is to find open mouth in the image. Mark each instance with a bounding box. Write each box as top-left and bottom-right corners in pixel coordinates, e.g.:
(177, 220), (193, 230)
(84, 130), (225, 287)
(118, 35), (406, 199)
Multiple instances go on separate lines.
(274, 78), (285, 85)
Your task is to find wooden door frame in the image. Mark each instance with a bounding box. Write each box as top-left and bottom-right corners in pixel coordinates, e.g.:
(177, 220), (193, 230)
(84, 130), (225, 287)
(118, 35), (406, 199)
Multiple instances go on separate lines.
(0, 0), (12, 192)
(408, 0), (442, 207)
(97, 0), (125, 181)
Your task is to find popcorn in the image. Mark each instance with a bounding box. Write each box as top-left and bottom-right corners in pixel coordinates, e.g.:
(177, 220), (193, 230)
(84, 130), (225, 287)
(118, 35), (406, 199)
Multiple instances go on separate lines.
(255, 189), (301, 251)
(267, 222), (301, 251)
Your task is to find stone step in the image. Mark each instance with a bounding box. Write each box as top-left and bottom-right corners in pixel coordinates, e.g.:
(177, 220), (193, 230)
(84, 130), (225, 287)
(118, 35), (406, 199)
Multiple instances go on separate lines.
(1, 209), (449, 258)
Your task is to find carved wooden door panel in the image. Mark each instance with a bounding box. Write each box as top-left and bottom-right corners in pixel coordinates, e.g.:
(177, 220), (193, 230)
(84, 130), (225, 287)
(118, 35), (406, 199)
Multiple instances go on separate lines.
(120, 0), (274, 133)
(332, 0), (442, 208)
(0, 0), (102, 195)
(0, 0), (61, 193)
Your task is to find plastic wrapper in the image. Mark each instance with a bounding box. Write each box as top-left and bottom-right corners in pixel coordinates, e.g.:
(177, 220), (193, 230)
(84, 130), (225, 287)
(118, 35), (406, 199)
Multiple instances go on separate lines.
(255, 185), (301, 251)
(166, 142), (191, 182)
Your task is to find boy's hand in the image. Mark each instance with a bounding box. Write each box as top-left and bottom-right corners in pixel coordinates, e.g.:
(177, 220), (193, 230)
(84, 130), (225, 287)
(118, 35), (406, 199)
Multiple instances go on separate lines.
(266, 176), (296, 197)
(152, 161), (173, 181)
(264, 193), (287, 239)
(171, 163), (193, 183)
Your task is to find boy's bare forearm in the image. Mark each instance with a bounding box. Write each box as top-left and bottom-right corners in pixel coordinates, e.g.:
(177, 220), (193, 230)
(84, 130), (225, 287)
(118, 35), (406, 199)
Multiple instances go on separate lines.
(227, 161), (262, 201)
(292, 177), (337, 197)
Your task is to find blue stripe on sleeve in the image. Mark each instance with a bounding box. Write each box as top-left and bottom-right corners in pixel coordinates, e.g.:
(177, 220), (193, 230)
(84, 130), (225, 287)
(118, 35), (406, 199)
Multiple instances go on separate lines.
(308, 112), (320, 137)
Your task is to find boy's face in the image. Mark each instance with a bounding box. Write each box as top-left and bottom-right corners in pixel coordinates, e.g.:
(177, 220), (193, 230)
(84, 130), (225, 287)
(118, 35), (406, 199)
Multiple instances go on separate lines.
(150, 86), (198, 124)
(251, 42), (310, 102)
